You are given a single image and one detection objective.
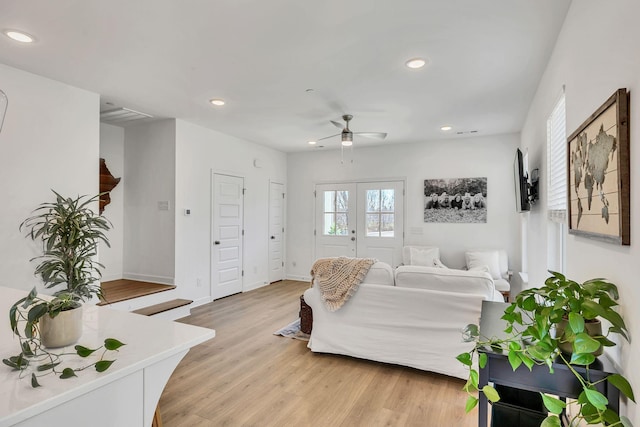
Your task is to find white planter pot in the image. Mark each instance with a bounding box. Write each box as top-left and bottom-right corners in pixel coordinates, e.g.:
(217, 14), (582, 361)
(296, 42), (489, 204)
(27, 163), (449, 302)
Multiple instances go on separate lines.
(40, 306), (83, 348)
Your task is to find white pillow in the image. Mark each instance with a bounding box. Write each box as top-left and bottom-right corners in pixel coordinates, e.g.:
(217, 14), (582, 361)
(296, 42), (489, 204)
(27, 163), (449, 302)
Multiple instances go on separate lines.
(468, 264), (491, 275)
(410, 246), (440, 267)
(466, 251), (501, 280)
(433, 258), (449, 269)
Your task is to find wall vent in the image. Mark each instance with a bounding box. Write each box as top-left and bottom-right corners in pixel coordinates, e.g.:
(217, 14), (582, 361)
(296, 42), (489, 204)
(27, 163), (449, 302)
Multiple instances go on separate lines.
(100, 107), (153, 124)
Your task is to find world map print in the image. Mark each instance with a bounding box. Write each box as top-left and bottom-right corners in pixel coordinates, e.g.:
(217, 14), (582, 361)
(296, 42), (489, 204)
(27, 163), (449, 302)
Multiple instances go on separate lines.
(571, 124), (616, 226)
(568, 99), (621, 239)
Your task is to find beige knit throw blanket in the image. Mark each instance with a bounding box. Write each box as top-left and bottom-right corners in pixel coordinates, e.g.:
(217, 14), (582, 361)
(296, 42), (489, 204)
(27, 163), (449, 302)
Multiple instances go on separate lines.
(310, 257), (377, 312)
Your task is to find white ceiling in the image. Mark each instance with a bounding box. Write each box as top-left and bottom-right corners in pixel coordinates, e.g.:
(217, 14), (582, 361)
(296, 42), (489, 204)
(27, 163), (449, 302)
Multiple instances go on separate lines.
(0, 0), (571, 152)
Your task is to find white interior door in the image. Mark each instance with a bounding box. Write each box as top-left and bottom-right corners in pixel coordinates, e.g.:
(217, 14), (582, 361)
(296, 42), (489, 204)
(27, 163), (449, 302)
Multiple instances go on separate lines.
(314, 183), (357, 258)
(315, 181), (404, 266)
(356, 181), (404, 267)
(268, 181), (285, 283)
(211, 173), (244, 299)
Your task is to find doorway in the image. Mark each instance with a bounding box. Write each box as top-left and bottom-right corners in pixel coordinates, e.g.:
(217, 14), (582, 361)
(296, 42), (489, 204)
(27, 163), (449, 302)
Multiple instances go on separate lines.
(268, 181), (285, 283)
(314, 180), (404, 267)
(211, 173), (244, 299)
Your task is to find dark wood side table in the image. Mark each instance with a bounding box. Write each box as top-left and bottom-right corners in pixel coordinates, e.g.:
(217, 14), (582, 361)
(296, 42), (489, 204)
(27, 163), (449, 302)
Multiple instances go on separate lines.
(478, 301), (620, 427)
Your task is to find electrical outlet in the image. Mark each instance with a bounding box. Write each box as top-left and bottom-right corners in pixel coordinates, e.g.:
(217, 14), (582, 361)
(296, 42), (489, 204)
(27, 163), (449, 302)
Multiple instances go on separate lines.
(196, 278), (202, 287)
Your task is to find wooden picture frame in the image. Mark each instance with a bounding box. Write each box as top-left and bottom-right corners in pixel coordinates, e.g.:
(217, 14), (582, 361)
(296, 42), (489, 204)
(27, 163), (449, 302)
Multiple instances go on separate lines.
(567, 88), (630, 245)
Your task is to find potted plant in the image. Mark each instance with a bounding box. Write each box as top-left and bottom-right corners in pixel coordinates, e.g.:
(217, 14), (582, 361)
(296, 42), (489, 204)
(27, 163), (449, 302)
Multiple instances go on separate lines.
(6, 287), (124, 387)
(457, 271), (635, 427)
(17, 190), (111, 347)
(4, 190), (123, 387)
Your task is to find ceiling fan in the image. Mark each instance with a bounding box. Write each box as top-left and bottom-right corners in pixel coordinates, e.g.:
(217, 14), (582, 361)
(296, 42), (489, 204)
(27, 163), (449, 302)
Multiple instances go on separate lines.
(318, 114), (387, 146)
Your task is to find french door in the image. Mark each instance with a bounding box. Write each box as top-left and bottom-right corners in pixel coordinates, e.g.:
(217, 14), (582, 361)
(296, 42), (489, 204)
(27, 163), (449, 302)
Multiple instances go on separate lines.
(314, 181), (404, 267)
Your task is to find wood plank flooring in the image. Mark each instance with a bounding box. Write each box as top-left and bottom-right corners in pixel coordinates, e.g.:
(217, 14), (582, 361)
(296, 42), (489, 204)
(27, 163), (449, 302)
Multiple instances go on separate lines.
(159, 280), (478, 427)
(98, 279), (176, 305)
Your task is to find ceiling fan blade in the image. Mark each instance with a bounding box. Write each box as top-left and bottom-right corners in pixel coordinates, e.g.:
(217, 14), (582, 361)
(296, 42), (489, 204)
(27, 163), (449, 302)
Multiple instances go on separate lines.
(354, 132), (387, 139)
(317, 133), (340, 141)
(330, 120), (344, 129)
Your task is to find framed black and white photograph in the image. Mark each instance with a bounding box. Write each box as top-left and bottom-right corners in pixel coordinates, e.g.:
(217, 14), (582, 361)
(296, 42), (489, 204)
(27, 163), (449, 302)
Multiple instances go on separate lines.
(424, 177), (487, 223)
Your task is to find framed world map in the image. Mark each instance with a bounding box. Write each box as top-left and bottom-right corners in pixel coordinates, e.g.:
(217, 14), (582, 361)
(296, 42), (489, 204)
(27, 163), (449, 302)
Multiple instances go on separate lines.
(567, 88), (630, 245)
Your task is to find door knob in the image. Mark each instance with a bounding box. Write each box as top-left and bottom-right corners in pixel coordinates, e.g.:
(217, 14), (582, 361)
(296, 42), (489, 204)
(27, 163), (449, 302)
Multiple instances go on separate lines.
(270, 236), (275, 239)
(351, 237), (356, 241)
(214, 241), (220, 245)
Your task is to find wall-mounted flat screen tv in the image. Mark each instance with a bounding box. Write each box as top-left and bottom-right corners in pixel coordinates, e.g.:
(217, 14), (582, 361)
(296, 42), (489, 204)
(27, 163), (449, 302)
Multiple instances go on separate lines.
(514, 148), (530, 212)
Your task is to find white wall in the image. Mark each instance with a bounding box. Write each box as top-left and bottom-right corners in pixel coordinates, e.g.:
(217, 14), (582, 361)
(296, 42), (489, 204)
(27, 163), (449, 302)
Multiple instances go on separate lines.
(123, 120), (176, 284)
(521, 0), (640, 422)
(0, 63), (99, 293)
(174, 120), (287, 306)
(287, 134), (522, 283)
(99, 123), (125, 282)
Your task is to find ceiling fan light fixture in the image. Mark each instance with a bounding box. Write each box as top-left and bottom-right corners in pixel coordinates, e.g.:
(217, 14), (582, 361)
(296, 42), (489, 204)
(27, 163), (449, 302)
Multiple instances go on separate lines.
(308, 140), (316, 145)
(405, 58), (426, 69)
(341, 130), (353, 146)
(440, 125), (453, 131)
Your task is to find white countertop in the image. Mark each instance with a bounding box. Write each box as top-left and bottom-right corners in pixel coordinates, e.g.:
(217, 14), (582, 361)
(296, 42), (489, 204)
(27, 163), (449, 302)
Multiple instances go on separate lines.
(0, 286), (215, 426)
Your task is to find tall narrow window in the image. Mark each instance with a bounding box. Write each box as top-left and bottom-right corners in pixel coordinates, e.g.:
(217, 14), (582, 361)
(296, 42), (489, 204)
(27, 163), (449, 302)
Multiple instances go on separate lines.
(365, 189), (395, 237)
(547, 92), (567, 272)
(322, 190), (348, 235)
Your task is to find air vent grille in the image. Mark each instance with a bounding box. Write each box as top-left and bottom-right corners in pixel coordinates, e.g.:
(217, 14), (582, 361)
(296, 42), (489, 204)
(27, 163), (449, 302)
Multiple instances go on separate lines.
(100, 107), (153, 124)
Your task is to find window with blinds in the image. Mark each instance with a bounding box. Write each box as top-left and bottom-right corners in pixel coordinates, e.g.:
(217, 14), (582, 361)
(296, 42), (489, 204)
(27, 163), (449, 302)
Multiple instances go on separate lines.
(547, 94), (566, 223)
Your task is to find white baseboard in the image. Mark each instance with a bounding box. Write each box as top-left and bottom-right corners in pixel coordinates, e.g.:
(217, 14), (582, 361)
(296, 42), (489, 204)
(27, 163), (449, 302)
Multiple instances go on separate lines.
(101, 274), (123, 283)
(286, 274), (311, 282)
(190, 296), (213, 309)
(244, 280), (270, 292)
(122, 273), (174, 285)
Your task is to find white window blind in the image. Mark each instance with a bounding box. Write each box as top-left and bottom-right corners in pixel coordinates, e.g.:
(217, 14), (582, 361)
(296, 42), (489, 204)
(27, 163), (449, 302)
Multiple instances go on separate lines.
(547, 94), (567, 223)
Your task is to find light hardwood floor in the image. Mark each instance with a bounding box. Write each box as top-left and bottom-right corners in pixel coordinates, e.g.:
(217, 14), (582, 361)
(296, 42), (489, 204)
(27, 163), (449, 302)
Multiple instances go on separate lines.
(159, 280), (478, 427)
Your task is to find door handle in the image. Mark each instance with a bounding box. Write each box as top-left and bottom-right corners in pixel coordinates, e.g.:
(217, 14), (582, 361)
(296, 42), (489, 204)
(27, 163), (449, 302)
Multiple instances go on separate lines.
(214, 241), (220, 245)
(351, 237), (356, 241)
(270, 236), (275, 239)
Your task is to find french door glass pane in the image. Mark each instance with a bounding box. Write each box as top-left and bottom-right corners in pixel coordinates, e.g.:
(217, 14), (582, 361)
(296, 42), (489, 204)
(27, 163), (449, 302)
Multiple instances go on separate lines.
(366, 190), (380, 211)
(323, 190), (349, 235)
(382, 214), (395, 236)
(336, 191), (348, 212)
(366, 214), (380, 236)
(381, 189), (394, 211)
(324, 191), (335, 212)
(363, 189), (395, 237)
(324, 213), (336, 235)
(335, 213), (348, 235)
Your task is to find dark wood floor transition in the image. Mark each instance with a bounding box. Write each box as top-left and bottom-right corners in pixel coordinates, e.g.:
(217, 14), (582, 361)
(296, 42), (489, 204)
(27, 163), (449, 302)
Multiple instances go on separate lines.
(159, 280), (477, 427)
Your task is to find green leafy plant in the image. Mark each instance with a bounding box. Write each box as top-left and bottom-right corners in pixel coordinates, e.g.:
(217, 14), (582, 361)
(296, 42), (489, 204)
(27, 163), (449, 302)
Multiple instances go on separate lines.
(5, 287), (125, 387)
(19, 190), (111, 302)
(4, 191), (123, 386)
(458, 271), (635, 427)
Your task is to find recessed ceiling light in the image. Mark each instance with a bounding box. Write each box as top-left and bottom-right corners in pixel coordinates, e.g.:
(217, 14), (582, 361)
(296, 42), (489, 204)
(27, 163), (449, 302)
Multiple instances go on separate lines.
(308, 140), (317, 145)
(3, 30), (35, 43)
(209, 98), (225, 106)
(405, 58), (426, 69)
(440, 125), (453, 131)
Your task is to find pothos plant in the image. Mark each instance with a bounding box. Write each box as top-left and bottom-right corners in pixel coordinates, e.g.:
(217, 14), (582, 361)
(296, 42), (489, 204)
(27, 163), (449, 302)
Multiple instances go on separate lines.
(4, 287), (125, 387)
(457, 271), (635, 427)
